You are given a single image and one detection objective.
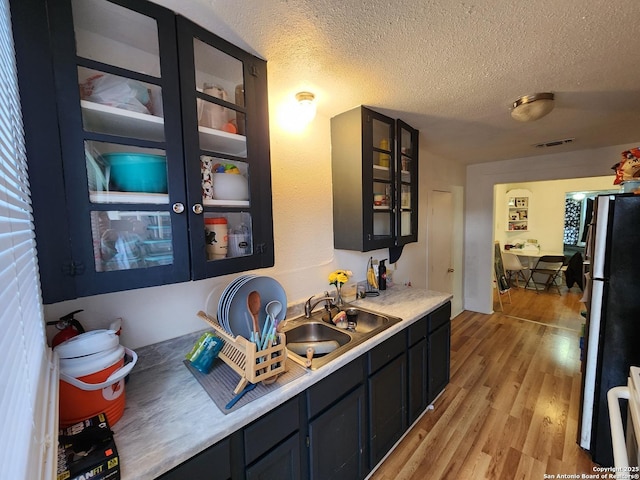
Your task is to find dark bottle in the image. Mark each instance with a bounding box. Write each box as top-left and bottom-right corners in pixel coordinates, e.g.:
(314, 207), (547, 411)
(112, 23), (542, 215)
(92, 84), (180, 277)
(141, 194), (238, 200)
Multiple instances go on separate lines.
(378, 259), (387, 290)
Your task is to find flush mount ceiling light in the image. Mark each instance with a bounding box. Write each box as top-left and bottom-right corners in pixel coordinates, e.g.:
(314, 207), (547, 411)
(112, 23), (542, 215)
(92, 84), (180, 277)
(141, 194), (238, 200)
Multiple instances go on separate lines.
(295, 91), (316, 125)
(511, 92), (555, 122)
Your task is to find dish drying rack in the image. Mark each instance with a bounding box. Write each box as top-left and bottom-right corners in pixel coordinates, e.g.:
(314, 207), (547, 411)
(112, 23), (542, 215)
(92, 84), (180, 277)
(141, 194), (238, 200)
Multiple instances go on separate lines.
(197, 311), (287, 394)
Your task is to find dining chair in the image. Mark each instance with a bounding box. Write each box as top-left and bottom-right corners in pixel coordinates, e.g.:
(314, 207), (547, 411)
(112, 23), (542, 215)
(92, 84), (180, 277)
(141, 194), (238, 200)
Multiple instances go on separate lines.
(524, 255), (566, 295)
(502, 252), (529, 288)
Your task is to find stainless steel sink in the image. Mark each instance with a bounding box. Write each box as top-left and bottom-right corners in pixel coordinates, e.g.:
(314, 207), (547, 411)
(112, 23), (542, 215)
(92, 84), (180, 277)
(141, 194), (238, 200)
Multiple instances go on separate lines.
(282, 305), (402, 370)
(350, 308), (393, 333)
(286, 322), (351, 346)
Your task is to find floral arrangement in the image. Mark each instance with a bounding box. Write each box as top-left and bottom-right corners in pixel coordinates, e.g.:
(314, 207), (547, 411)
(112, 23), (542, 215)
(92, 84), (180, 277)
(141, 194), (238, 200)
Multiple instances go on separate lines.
(329, 269), (352, 307)
(328, 269), (352, 288)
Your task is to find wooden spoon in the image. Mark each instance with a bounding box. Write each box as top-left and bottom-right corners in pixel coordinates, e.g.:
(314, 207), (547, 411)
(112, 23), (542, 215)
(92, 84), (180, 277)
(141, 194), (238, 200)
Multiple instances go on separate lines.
(247, 290), (261, 341)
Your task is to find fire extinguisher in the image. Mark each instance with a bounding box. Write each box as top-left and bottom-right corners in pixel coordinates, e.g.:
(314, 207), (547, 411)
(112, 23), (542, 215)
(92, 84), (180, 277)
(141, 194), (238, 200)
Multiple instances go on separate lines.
(47, 309), (86, 348)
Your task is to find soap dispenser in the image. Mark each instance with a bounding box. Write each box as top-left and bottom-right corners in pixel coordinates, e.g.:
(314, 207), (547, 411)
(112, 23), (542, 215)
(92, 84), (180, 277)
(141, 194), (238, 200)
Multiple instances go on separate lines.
(378, 259), (387, 291)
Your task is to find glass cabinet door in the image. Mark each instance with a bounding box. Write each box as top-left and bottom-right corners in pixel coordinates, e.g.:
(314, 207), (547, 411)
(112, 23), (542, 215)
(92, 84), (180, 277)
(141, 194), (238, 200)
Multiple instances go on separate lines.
(396, 120), (418, 245)
(370, 115), (395, 245)
(192, 38), (253, 261)
(49, 0), (189, 293)
(177, 17), (273, 279)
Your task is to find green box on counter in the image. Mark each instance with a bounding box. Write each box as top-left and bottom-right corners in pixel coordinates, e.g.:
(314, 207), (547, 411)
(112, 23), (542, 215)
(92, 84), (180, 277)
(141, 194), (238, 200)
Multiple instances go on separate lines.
(57, 413), (120, 480)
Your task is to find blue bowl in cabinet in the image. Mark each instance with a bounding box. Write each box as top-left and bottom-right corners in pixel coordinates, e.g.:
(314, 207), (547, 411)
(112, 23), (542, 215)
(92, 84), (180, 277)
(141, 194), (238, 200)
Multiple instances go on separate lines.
(103, 152), (167, 193)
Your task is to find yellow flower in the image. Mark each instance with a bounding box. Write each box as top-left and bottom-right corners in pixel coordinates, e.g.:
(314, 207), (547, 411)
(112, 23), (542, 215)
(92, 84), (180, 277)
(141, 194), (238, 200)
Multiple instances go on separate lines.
(329, 269), (352, 287)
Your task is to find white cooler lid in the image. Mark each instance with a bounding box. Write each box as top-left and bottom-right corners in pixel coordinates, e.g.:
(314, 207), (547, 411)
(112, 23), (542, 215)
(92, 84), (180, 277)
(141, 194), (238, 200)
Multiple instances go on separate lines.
(55, 329), (120, 359)
(59, 344), (125, 378)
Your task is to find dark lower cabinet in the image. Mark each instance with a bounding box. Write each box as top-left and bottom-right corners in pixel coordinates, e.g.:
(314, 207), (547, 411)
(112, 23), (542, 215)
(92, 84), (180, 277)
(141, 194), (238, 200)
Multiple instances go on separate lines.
(308, 385), (367, 480)
(243, 397), (301, 480)
(158, 302), (450, 480)
(246, 433), (301, 480)
(428, 321), (451, 403)
(158, 437), (231, 480)
(426, 302), (452, 403)
(368, 353), (407, 467)
(407, 337), (428, 424)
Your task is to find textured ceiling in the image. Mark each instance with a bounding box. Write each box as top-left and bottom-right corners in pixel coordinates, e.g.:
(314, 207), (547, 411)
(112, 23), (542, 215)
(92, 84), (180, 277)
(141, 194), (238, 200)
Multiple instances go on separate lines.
(170, 0), (640, 165)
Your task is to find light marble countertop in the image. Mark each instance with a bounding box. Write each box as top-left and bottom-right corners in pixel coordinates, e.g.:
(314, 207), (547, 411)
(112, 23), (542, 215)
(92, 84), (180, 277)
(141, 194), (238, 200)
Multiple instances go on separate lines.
(112, 286), (452, 480)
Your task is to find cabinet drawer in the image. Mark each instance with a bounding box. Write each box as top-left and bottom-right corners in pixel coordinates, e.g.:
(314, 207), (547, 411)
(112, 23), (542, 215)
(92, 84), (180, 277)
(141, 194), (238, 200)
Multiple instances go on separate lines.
(428, 302), (451, 333)
(407, 315), (427, 346)
(244, 396), (300, 465)
(307, 357), (365, 419)
(368, 331), (406, 374)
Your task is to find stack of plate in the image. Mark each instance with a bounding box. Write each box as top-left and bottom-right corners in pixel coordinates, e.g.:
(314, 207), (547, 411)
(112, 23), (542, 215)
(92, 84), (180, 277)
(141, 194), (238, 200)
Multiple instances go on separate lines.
(208, 275), (287, 339)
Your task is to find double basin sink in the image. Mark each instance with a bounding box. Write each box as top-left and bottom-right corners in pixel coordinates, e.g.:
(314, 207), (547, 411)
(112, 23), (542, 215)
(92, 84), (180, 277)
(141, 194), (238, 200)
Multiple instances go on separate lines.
(281, 305), (402, 370)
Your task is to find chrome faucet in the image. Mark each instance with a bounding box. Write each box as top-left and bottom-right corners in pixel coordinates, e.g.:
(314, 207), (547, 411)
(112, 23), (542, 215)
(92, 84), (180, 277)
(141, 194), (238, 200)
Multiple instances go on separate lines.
(304, 292), (335, 318)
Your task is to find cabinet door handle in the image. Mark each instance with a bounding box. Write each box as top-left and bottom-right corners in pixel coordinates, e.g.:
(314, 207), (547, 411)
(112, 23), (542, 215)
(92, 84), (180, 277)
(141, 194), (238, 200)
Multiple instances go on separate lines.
(192, 203), (203, 214)
(172, 202), (185, 214)
(447, 268), (455, 273)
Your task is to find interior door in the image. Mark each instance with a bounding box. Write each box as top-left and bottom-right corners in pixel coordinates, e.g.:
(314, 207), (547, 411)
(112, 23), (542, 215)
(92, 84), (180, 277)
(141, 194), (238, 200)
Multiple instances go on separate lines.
(428, 190), (454, 293)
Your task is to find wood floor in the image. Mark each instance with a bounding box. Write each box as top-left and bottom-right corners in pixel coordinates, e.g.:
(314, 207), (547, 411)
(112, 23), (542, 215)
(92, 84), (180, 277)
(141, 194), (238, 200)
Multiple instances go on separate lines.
(370, 285), (596, 480)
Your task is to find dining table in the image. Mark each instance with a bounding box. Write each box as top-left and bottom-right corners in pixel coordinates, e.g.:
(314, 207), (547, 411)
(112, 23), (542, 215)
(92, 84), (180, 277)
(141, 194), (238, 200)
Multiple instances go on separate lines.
(504, 248), (566, 268)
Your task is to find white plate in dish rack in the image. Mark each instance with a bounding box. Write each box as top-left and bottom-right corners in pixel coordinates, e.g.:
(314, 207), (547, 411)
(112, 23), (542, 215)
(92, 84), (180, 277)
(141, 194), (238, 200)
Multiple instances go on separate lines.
(221, 275), (256, 334)
(217, 275), (254, 319)
(204, 275), (255, 333)
(226, 276), (287, 339)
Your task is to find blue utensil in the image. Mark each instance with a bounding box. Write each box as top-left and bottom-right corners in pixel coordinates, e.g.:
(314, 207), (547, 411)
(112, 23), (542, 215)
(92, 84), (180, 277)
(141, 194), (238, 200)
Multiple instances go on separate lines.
(260, 315), (272, 351)
(225, 382), (257, 409)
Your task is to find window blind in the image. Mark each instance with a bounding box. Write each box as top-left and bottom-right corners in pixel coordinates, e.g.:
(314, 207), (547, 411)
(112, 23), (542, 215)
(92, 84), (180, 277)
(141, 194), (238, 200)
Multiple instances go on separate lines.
(0, 1), (55, 478)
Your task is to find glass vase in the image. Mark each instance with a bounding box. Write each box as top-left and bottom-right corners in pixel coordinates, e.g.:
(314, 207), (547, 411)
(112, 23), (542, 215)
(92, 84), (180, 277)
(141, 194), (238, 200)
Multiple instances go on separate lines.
(335, 284), (344, 308)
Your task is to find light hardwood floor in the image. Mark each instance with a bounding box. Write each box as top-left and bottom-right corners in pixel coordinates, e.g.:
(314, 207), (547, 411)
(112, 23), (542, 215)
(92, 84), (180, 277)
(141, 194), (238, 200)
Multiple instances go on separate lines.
(370, 285), (597, 480)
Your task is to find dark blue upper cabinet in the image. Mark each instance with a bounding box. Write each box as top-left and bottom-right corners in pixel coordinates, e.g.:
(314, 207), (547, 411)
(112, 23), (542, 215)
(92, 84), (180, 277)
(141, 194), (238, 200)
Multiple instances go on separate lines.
(12, 0), (274, 303)
(330, 106), (418, 253)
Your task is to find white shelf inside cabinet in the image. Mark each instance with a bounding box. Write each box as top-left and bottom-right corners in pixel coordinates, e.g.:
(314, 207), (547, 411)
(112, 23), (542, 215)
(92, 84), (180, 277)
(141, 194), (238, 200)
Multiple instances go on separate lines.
(81, 100), (165, 142)
(373, 165), (391, 173)
(198, 126), (247, 157)
(90, 191), (169, 204)
(203, 198), (250, 207)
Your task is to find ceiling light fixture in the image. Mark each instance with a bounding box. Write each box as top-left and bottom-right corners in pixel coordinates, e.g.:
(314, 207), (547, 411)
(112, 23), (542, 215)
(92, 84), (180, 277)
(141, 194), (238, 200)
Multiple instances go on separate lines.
(511, 92), (555, 122)
(295, 91), (316, 125)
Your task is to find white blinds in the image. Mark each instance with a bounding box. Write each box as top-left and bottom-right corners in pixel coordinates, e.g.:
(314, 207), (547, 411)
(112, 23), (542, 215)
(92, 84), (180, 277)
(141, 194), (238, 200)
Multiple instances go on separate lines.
(0, 1), (55, 478)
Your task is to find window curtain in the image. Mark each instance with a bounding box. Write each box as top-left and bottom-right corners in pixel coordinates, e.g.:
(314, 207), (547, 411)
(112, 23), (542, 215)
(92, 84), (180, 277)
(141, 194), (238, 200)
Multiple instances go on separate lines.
(564, 198), (581, 245)
(0, 1), (55, 478)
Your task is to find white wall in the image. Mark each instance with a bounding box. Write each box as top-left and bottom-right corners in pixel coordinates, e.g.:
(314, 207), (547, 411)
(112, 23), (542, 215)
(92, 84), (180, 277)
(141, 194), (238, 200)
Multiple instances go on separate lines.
(465, 142), (640, 314)
(494, 176), (615, 252)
